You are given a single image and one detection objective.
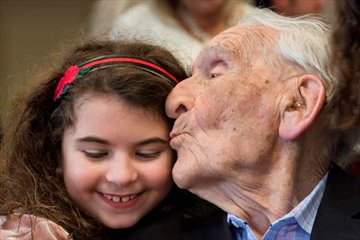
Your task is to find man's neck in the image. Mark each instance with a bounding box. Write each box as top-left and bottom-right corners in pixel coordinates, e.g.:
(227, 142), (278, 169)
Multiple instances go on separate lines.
(194, 153), (329, 237)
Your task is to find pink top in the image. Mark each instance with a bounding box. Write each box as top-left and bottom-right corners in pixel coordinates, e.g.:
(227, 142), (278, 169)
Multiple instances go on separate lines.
(0, 213), (69, 239)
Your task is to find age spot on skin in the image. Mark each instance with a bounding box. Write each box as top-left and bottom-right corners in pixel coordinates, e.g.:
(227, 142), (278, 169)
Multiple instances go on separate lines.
(265, 80), (270, 84)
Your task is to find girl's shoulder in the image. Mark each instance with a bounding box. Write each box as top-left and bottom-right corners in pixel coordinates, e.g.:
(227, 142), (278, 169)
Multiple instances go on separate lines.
(0, 213), (69, 240)
(107, 206), (231, 240)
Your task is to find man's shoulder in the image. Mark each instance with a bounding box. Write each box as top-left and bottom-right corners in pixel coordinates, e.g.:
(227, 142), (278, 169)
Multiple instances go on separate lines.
(311, 164), (360, 239)
(325, 164), (360, 199)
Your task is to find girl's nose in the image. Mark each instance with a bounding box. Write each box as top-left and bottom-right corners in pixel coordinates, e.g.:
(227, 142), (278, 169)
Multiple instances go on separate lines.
(105, 155), (138, 186)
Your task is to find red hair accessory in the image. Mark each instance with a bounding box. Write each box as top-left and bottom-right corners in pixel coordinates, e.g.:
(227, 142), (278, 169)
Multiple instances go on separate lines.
(53, 56), (179, 101)
(54, 65), (79, 101)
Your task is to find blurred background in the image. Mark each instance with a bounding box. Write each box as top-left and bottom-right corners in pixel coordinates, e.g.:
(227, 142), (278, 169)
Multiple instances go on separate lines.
(0, 0), (335, 131)
(0, 0), (95, 131)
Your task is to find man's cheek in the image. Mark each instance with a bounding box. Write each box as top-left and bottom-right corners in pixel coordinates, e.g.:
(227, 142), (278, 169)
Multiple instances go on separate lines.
(196, 107), (221, 130)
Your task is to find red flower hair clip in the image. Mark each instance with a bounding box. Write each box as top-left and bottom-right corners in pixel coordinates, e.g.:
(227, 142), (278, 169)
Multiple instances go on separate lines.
(53, 65), (79, 101)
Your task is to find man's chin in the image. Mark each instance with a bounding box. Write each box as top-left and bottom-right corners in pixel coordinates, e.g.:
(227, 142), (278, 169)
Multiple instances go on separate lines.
(172, 162), (195, 190)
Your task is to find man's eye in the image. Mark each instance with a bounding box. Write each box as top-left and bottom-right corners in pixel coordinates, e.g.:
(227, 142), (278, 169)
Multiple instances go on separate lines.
(83, 150), (108, 159)
(210, 73), (219, 78)
(136, 151), (161, 160)
(209, 60), (226, 79)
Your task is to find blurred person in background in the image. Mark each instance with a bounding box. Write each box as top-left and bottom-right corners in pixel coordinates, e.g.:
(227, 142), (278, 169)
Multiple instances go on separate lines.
(87, 0), (143, 38)
(88, 0), (255, 70)
(255, 0), (326, 16)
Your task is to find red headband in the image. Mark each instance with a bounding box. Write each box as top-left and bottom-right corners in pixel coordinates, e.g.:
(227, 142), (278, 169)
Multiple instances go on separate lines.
(53, 56), (179, 101)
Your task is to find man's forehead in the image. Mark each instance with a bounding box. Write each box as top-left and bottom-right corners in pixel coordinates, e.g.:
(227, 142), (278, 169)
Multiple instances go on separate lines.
(196, 30), (242, 61)
(191, 29), (244, 72)
(203, 25), (277, 57)
(199, 25), (266, 57)
(206, 28), (243, 52)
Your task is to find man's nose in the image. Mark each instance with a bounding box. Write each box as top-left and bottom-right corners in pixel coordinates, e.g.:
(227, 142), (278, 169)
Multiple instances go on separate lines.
(165, 80), (195, 119)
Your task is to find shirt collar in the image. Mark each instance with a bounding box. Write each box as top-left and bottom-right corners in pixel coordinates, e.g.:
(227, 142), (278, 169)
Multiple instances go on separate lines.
(287, 173), (328, 234)
(227, 173), (328, 234)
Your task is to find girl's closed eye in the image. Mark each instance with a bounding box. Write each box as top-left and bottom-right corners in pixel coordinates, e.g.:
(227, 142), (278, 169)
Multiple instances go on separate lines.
(83, 149), (108, 159)
(135, 150), (161, 160)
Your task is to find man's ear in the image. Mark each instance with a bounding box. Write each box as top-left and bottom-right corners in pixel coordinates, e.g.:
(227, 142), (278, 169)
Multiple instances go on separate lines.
(279, 75), (326, 141)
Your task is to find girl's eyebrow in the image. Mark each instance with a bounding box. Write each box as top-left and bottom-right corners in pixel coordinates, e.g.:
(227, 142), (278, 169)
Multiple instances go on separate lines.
(136, 137), (169, 147)
(75, 136), (168, 146)
(76, 136), (109, 145)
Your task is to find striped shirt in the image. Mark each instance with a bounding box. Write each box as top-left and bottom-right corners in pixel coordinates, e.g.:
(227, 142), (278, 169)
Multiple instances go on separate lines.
(227, 173), (328, 240)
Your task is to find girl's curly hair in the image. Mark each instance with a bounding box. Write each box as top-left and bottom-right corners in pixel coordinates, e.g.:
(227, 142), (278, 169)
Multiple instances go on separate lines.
(0, 39), (188, 239)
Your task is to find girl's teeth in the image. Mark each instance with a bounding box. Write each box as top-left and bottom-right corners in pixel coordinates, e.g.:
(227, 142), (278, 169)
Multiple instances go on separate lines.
(112, 196), (120, 202)
(103, 193), (137, 203)
(122, 196), (130, 202)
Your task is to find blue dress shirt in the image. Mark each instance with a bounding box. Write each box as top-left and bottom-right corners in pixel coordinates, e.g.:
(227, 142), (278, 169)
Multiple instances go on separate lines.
(227, 174), (328, 240)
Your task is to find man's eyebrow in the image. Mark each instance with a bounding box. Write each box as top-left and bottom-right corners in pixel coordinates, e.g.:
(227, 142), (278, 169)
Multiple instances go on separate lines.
(76, 136), (109, 145)
(136, 137), (169, 147)
(193, 47), (219, 71)
(193, 44), (234, 73)
(202, 44), (236, 60)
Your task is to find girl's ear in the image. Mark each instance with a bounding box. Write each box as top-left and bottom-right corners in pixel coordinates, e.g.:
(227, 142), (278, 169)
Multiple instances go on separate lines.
(279, 74), (326, 140)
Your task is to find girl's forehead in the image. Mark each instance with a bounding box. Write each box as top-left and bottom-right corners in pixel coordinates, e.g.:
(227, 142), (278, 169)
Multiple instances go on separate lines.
(66, 96), (169, 135)
(74, 94), (164, 122)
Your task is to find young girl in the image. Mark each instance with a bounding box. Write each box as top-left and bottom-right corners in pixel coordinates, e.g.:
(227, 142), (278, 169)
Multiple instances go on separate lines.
(0, 40), (229, 239)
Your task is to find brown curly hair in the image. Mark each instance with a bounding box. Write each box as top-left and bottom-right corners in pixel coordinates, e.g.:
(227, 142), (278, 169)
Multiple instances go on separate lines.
(333, 0), (360, 129)
(0, 40), (188, 239)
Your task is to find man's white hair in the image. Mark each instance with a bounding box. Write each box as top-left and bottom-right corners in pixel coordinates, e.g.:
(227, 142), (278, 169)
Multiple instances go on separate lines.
(239, 9), (338, 113)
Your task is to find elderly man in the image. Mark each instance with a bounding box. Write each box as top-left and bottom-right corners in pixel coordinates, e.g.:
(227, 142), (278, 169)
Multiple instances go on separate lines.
(165, 10), (360, 240)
